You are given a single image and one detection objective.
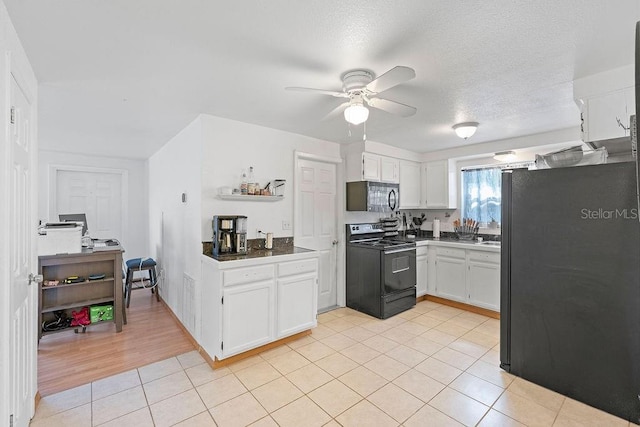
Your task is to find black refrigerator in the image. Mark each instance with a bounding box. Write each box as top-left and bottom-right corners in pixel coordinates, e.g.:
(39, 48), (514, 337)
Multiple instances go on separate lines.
(500, 162), (640, 424)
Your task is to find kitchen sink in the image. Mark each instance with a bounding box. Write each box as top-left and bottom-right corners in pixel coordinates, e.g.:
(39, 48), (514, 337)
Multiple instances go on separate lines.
(479, 241), (501, 246)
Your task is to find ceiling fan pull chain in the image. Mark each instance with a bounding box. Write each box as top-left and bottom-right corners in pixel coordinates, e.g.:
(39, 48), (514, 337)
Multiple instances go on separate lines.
(363, 121), (367, 141)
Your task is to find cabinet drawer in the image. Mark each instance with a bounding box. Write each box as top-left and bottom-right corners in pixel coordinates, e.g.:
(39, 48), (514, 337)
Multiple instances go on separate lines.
(278, 258), (318, 277)
(435, 247), (465, 259)
(416, 246), (428, 257)
(223, 265), (275, 286)
(468, 250), (500, 264)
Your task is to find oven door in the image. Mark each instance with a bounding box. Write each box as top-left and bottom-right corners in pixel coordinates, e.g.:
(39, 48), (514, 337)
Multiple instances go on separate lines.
(382, 247), (416, 293)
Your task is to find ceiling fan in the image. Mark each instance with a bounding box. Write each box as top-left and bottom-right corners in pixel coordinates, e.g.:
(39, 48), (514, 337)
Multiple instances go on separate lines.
(286, 66), (417, 125)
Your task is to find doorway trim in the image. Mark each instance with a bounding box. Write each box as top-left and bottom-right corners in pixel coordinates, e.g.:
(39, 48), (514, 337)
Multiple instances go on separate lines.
(293, 151), (345, 307)
(47, 164), (129, 239)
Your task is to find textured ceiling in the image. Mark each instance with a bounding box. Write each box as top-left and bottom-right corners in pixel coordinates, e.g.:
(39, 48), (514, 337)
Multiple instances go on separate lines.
(4, 0), (640, 159)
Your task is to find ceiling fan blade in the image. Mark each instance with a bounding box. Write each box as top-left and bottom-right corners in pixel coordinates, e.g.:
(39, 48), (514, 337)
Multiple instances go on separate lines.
(322, 101), (349, 121)
(365, 66), (416, 94)
(368, 97), (417, 117)
(285, 87), (349, 98)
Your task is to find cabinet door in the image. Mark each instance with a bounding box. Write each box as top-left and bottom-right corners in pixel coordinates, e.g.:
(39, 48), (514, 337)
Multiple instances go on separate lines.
(222, 280), (274, 357)
(362, 153), (381, 181)
(435, 255), (466, 302)
(424, 160), (455, 209)
(467, 260), (500, 311)
(416, 254), (428, 297)
(380, 156), (399, 183)
(277, 273), (317, 338)
(399, 160), (421, 209)
(586, 89), (631, 141)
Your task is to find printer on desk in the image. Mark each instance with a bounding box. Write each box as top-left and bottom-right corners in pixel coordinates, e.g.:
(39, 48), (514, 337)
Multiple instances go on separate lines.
(38, 222), (83, 256)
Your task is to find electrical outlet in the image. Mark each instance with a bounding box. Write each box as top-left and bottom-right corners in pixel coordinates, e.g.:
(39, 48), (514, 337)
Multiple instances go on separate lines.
(282, 220), (291, 230)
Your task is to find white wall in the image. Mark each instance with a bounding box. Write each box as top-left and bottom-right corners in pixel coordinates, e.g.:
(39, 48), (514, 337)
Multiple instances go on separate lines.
(200, 115), (341, 241)
(38, 150), (149, 260)
(148, 117), (203, 338)
(148, 114), (341, 338)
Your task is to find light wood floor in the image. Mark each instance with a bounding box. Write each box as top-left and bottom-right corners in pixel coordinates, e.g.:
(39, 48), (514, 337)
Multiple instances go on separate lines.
(37, 289), (196, 397)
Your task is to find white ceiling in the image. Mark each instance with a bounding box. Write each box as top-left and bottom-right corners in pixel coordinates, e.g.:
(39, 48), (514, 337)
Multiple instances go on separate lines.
(4, 1), (640, 159)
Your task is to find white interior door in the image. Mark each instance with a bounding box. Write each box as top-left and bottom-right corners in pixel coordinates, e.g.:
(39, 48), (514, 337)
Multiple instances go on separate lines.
(9, 72), (37, 427)
(54, 170), (123, 240)
(295, 157), (338, 311)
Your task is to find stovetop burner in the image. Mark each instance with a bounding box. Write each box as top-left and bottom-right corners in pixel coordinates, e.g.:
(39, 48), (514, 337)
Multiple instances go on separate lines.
(346, 222), (416, 251)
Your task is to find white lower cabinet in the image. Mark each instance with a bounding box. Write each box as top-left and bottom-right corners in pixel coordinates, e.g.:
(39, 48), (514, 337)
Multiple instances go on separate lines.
(431, 245), (500, 312)
(277, 274), (316, 337)
(435, 248), (467, 302)
(201, 253), (318, 360)
(467, 252), (500, 311)
(416, 246), (428, 297)
(222, 280), (275, 356)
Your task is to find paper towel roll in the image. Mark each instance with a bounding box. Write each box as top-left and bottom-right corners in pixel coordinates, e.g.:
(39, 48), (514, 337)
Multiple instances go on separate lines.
(266, 233), (273, 249)
(433, 219), (440, 238)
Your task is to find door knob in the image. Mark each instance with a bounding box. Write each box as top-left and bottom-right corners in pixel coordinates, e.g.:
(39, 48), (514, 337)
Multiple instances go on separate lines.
(29, 273), (43, 285)
(332, 240), (339, 246)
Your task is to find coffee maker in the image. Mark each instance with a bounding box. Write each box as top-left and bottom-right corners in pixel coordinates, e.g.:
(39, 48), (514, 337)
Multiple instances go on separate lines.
(213, 215), (247, 256)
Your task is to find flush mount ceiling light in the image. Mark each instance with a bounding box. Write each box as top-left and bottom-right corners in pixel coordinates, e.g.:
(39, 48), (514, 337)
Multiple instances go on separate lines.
(344, 102), (370, 125)
(494, 150), (517, 162)
(452, 122), (479, 139)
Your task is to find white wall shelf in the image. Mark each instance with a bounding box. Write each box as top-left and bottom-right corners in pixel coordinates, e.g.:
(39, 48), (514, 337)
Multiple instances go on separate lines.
(218, 195), (284, 202)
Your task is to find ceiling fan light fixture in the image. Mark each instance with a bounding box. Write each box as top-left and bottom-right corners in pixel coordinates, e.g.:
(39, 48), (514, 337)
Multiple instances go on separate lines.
(453, 122), (479, 139)
(494, 150), (517, 162)
(344, 103), (369, 125)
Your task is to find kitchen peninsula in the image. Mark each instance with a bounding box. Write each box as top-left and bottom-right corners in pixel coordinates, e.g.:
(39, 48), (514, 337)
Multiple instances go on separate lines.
(201, 241), (319, 366)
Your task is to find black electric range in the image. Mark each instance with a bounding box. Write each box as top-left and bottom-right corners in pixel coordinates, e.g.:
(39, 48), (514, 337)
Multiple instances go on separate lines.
(346, 223), (416, 319)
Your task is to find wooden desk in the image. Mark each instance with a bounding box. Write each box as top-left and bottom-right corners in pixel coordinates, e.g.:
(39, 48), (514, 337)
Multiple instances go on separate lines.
(38, 248), (123, 340)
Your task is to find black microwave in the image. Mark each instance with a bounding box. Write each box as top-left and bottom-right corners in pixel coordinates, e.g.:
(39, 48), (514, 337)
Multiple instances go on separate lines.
(346, 181), (399, 212)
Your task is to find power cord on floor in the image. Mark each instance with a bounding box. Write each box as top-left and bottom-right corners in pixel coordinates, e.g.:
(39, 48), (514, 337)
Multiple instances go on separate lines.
(131, 258), (162, 290)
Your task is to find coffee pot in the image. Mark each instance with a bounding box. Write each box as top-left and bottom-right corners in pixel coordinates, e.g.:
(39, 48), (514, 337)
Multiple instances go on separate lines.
(212, 215), (248, 256)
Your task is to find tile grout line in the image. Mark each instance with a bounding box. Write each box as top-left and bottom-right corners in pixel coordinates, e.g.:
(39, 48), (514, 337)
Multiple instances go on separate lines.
(36, 304), (613, 427)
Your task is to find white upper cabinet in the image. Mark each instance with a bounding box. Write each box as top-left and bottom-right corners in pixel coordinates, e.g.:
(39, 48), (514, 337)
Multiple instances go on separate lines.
(362, 153), (381, 181)
(423, 160), (457, 209)
(573, 65), (635, 143)
(346, 151), (399, 183)
(583, 87), (635, 142)
(379, 156), (400, 183)
(399, 160), (422, 209)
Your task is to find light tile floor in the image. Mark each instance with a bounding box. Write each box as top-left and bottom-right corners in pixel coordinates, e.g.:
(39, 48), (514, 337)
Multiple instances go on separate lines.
(31, 300), (633, 426)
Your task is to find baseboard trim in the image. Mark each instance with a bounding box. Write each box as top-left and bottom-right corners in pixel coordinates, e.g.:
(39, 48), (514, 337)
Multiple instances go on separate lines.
(419, 295), (500, 319)
(34, 391), (41, 410)
(211, 330), (312, 369)
(159, 297), (312, 370)
(159, 297), (200, 349)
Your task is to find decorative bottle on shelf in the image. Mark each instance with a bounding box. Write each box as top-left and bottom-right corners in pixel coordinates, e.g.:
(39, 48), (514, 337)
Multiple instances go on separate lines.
(240, 170), (248, 195)
(248, 166), (256, 195)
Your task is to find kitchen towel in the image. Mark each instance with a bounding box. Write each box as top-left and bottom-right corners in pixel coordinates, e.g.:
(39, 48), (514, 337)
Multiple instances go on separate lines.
(433, 219), (440, 238)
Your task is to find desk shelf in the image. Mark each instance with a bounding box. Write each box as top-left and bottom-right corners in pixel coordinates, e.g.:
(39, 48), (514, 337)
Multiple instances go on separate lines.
(41, 277), (115, 290)
(38, 249), (123, 340)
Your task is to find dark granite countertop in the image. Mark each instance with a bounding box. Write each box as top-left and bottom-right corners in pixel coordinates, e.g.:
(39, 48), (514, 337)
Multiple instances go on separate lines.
(393, 231), (500, 244)
(204, 246), (314, 262)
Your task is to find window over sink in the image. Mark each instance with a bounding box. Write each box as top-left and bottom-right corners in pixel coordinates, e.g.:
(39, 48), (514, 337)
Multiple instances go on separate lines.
(461, 167), (502, 226)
